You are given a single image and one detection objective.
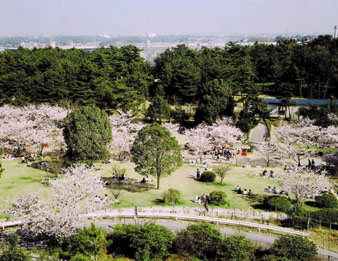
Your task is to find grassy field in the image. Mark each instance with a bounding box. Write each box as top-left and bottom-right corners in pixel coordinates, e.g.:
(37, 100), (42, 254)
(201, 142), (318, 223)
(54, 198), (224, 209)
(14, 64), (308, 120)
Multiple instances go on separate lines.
(0, 158), (279, 210)
(100, 161), (280, 209)
(0, 159), (50, 202)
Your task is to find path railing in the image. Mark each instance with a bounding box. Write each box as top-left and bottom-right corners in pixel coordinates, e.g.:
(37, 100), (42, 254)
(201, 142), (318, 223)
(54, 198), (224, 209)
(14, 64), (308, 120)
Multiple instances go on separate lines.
(84, 209), (308, 237)
(0, 207), (304, 236)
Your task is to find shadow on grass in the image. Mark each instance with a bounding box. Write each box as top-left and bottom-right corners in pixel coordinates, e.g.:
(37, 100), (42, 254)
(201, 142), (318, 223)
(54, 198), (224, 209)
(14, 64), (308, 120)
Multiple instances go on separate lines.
(212, 182), (231, 187)
(102, 177), (155, 193)
(304, 201), (317, 208)
(152, 199), (185, 206)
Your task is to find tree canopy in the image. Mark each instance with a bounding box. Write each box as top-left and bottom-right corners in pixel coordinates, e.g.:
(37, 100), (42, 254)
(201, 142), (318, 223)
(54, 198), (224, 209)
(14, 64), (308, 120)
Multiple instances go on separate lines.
(63, 106), (112, 163)
(131, 123), (182, 189)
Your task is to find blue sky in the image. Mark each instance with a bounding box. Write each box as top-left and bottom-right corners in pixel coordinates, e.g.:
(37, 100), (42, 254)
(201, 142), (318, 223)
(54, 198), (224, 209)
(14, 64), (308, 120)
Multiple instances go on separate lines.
(1, 0), (337, 36)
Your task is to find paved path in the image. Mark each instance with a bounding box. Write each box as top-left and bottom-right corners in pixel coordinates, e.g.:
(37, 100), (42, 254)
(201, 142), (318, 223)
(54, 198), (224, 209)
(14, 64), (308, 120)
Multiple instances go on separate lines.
(93, 219), (338, 260)
(250, 123), (268, 144)
(84, 211), (309, 236)
(2, 212), (338, 260)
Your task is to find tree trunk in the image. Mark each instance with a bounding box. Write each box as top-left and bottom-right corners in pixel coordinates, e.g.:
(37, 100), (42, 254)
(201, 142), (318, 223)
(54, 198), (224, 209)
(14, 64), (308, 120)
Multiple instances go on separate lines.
(323, 80), (329, 99)
(40, 144), (44, 156)
(298, 155), (301, 167)
(157, 174), (160, 189)
(298, 83), (303, 98)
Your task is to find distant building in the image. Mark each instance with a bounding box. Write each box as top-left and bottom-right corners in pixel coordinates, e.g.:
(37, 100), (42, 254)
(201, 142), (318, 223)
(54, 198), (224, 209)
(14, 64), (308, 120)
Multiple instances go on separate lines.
(147, 33), (157, 38)
(263, 98), (338, 119)
(146, 40), (151, 48)
(334, 25), (338, 38)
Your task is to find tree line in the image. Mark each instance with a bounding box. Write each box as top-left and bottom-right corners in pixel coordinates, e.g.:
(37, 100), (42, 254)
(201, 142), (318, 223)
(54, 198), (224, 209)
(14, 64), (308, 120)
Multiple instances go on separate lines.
(0, 35), (337, 124)
(0, 45), (153, 111)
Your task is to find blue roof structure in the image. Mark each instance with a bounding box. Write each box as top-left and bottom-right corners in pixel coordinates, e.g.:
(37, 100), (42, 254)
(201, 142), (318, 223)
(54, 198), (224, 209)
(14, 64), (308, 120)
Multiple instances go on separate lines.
(263, 98), (338, 106)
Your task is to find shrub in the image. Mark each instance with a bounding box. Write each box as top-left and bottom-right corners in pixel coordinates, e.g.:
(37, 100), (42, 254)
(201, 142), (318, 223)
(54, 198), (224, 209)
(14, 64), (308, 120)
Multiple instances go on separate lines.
(107, 223), (175, 260)
(0, 234), (30, 261)
(270, 235), (317, 260)
(208, 191), (228, 206)
(163, 188), (181, 204)
(311, 208), (338, 224)
(58, 223), (107, 260)
(174, 223), (222, 260)
(200, 171), (216, 182)
(315, 193), (338, 208)
(216, 235), (256, 261)
(264, 196), (292, 213)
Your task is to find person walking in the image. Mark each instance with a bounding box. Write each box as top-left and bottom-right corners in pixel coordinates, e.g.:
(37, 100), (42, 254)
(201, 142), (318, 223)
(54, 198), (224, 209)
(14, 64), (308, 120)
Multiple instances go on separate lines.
(204, 200), (209, 213)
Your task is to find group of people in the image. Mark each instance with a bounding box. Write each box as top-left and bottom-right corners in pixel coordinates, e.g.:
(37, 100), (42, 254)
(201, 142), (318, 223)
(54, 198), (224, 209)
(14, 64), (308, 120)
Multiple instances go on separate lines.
(194, 194), (209, 212)
(260, 170), (276, 178)
(264, 186), (288, 195)
(307, 159), (317, 170)
(105, 173), (128, 186)
(139, 175), (151, 184)
(234, 185), (253, 196)
(94, 194), (119, 204)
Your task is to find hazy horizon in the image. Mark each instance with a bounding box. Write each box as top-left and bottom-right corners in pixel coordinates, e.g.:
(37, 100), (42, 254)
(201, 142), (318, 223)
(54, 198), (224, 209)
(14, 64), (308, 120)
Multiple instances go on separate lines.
(1, 0), (337, 36)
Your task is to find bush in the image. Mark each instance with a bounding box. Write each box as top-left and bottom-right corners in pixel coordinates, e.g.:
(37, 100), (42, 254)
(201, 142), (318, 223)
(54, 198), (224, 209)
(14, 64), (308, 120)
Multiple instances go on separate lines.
(311, 208), (338, 224)
(58, 224), (107, 260)
(208, 191), (228, 206)
(174, 223), (222, 260)
(216, 235), (256, 261)
(163, 188), (181, 204)
(0, 234), (30, 261)
(270, 235), (317, 260)
(200, 171), (216, 182)
(264, 196), (292, 213)
(107, 223), (175, 260)
(315, 193), (338, 208)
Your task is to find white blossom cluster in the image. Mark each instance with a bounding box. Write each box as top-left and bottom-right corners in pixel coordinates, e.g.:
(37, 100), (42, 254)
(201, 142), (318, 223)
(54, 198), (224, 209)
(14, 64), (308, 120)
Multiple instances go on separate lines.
(5, 166), (106, 241)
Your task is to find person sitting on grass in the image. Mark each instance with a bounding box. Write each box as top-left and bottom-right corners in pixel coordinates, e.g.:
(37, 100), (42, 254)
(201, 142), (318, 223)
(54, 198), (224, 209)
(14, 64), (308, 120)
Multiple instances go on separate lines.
(242, 189), (248, 195)
(235, 185), (240, 192)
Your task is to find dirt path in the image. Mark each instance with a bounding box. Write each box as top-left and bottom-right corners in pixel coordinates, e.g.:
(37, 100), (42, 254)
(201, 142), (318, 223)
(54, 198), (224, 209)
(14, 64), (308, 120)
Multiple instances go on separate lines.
(250, 123), (268, 144)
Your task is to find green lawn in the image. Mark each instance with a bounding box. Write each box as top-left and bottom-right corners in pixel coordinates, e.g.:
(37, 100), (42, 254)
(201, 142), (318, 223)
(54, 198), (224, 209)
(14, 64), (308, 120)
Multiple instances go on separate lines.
(0, 159), (50, 203)
(0, 159), (280, 210)
(93, 161), (279, 209)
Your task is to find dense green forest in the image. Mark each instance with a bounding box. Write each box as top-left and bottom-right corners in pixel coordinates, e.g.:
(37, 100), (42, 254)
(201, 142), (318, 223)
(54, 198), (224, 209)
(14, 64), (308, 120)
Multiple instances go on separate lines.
(0, 45), (153, 111)
(0, 35), (337, 120)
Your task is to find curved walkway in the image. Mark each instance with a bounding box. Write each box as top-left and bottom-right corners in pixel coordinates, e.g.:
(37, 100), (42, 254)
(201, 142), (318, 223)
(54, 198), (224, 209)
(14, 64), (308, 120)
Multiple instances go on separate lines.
(84, 210), (309, 237)
(2, 210), (338, 259)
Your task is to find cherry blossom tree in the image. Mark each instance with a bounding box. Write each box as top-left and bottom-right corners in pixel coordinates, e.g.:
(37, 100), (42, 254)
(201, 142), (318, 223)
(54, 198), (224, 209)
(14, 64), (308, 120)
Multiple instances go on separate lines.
(273, 120), (320, 166)
(0, 104), (68, 156)
(185, 124), (212, 162)
(5, 166), (106, 241)
(210, 118), (243, 145)
(254, 141), (281, 167)
(279, 166), (330, 206)
(318, 125), (338, 148)
(109, 110), (144, 160)
(185, 118), (243, 162)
